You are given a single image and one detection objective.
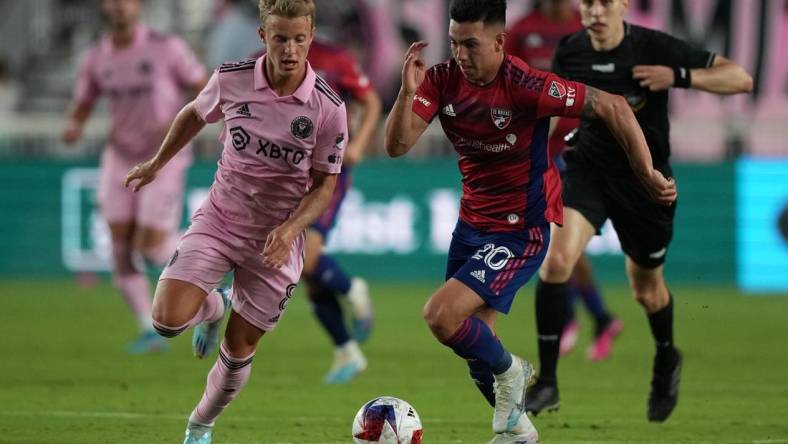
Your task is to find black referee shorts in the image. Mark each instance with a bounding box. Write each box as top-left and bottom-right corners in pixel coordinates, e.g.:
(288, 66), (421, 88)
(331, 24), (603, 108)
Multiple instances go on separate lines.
(561, 154), (676, 269)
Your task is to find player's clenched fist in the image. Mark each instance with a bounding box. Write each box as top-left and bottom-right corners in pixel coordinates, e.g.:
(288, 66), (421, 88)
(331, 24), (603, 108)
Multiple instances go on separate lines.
(641, 170), (678, 205)
(261, 225), (296, 269)
(401, 41), (429, 95)
(124, 160), (159, 192)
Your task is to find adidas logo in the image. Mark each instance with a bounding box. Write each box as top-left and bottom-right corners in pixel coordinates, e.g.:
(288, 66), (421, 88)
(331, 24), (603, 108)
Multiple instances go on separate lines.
(470, 269), (486, 283)
(237, 104), (251, 117)
(442, 104), (456, 116)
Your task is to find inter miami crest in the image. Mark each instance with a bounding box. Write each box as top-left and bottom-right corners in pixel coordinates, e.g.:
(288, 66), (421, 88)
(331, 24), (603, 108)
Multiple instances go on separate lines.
(491, 108), (512, 130)
(290, 116), (314, 139)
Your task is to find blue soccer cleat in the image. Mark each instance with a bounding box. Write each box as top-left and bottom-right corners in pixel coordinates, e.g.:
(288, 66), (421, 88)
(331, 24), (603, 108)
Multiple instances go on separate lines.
(183, 421), (213, 444)
(192, 288), (231, 359)
(347, 278), (374, 343)
(126, 330), (168, 355)
(324, 341), (367, 384)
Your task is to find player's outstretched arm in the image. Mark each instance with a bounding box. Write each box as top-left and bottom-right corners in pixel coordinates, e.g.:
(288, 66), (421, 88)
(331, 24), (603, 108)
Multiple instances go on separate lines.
(384, 41), (430, 157)
(61, 102), (94, 144)
(261, 170), (338, 268)
(581, 86), (677, 205)
(124, 101), (205, 192)
(632, 56), (752, 95)
(345, 89), (382, 166)
(685, 55), (753, 95)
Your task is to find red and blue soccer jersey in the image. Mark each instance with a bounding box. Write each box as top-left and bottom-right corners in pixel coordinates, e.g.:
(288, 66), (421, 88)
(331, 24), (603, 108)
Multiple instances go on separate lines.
(412, 55), (586, 232)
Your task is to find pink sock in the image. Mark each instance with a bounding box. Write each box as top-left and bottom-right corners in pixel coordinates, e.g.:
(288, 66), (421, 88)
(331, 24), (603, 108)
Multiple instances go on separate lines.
(191, 343), (255, 425)
(191, 289), (224, 325)
(114, 273), (153, 332)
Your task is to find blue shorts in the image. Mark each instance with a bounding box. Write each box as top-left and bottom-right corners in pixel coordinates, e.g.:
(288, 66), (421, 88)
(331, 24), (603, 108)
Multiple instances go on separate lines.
(311, 169), (351, 237)
(446, 220), (550, 314)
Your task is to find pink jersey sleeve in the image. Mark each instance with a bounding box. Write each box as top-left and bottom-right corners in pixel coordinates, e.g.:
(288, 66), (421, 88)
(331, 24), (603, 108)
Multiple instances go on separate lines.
(411, 67), (441, 123)
(168, 37), (207, 87)
(193, 71), (223, 123)
(311, 104), (348, 174)
(535, 72), (586, 119)
(73, 49), (101, 105)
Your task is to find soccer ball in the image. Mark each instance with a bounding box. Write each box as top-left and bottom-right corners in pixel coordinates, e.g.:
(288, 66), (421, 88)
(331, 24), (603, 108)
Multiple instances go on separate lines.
(352, 396), (423, 444)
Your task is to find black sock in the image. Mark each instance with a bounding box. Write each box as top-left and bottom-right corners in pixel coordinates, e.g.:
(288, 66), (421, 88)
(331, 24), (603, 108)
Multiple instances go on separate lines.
(535, 278), (568, 385)
(309, 283), (350, 346)
(648, 293), (677, 365)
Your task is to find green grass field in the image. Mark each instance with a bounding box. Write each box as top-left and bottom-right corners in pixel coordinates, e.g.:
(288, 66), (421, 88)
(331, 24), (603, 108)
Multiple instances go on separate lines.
(1, 279), (787, 443)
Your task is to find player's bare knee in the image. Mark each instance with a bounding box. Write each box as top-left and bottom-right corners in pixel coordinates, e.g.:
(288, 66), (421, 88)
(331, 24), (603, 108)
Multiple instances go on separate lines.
(630, 281), (661, 312)
(423, 302), (456, 342)
(539, 251), (573, 283)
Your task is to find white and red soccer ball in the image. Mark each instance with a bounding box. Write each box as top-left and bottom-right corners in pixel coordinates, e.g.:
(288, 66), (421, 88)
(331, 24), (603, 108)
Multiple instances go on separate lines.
(352, 396), (423, 444)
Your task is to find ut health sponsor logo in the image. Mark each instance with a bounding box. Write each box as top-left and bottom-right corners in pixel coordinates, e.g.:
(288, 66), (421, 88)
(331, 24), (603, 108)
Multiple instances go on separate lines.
(491, 108), (512, 130)
(230, 125), (307, 166)
(291, 116), (314, 140)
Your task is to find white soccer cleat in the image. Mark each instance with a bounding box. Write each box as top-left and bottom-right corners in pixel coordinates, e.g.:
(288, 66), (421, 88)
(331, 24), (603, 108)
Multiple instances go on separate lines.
(347, 278), (374, 343)
(324, 340), (367, 384)
(192, 288), (231, 359)
(492, 355), (534, 434)
(183, 420), (213, 444)
(486, 411), (540, 444)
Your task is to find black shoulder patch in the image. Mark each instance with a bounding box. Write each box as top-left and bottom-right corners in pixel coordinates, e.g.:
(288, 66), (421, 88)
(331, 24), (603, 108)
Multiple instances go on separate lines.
(315, 75), (343, 107)
(219, 58), (257, 73)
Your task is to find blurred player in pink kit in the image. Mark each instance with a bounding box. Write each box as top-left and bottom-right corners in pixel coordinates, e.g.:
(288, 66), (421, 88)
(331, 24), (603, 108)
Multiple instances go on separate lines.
(124, 1), (346, 442)
(62, 0), (207, 354)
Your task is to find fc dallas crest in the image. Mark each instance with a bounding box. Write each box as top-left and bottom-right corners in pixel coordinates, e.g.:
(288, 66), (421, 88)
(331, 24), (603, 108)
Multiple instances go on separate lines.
(491, 107), (512, 129)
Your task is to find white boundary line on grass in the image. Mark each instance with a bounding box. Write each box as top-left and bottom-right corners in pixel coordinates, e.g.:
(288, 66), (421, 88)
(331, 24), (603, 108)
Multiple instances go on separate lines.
(1, 410), (787, 444)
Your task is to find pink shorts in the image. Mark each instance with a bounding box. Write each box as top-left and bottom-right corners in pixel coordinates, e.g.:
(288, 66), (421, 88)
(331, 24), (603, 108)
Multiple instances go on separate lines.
(160, 213), (305, 331)
(97, 150), (189, 233)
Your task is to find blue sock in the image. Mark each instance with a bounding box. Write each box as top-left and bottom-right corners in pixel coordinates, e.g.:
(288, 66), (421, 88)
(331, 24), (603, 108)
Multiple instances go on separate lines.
(577, 284), (611, 330)
(443, 317), (512, 375)
(312, 255), (352, 295)
(467, 359), (496, 407)
(308, 283), (349, 346)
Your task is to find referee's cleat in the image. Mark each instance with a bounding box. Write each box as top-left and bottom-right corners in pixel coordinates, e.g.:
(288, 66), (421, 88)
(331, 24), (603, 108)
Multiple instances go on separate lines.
(193, 288), (231, 359)
(647, 348), (682, 422)
(524, 379), (559, 416)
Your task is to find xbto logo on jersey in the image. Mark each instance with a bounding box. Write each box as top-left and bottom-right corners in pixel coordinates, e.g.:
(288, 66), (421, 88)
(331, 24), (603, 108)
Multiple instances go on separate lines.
(291, 116), (314, 139)
(231, 126), (307, 165)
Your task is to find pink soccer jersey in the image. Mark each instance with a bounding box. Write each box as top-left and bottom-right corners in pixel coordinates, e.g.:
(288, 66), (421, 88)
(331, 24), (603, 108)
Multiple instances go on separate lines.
(192, 55), (348, 240)
(73, 24), (206, 162)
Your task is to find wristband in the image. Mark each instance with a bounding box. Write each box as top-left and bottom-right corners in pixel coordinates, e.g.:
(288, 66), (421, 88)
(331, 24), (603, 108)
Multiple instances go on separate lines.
(673, 66), (691, 88)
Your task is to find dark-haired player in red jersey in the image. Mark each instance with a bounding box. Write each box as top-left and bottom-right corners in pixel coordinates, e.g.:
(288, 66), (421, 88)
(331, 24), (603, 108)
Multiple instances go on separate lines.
(252, 37), (382, 384)
(384, 0), (675, 442)
(507, 0), (623, 361)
